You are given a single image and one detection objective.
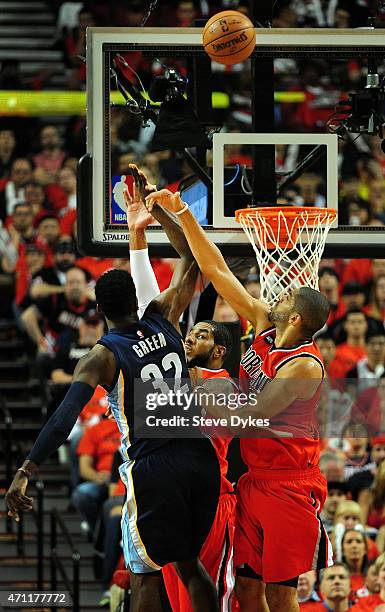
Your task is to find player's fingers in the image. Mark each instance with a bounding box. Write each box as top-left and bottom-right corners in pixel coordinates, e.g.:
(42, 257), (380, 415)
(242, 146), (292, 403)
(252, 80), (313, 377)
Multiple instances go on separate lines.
(19, 494), (33, 504)
(131, 167), (141, 186)
(132, 179), (138, 201)
(123, 189), (132, 206)
(8, 510), (20, 522)
(145, 189), (170, 201)
(12, 494), (33, 510)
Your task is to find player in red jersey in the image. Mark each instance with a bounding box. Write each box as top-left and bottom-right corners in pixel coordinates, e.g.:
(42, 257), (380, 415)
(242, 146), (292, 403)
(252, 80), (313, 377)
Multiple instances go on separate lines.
(126, 167), (236, 610)
(162, 322), (237, 612)
(146, 188), (333, 612)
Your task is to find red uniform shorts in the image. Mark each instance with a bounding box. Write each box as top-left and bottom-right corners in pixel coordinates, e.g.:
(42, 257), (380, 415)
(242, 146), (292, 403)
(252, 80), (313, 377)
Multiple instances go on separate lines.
(234, 467), (332, 583)
(163, 492), (236, 611)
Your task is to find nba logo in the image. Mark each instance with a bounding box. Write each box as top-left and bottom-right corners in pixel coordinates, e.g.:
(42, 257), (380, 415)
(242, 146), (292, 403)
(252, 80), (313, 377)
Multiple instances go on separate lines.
(137, 330), (144, 338)
(111, 174), (134, 224)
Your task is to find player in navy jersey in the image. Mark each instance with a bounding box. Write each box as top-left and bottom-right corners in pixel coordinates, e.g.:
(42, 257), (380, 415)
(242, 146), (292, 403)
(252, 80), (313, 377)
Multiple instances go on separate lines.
(124, 165), (237, 610)
(5, 200), (221, 611)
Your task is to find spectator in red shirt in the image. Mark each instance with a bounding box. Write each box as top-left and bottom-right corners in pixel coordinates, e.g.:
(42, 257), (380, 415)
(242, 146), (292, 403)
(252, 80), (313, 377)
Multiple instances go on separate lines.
(71, 417), (120, 532)
(356, 560), (381, 599)
(334, 311), (368, 378)
(341, 529), (367, 595)
(33, 125), (66, 185)
(354, 552), (385, 611)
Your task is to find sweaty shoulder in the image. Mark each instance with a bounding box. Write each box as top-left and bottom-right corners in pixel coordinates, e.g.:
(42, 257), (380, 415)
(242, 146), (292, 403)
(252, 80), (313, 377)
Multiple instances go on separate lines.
(278, 356), (323, 377)
(275, 356), (324, 401)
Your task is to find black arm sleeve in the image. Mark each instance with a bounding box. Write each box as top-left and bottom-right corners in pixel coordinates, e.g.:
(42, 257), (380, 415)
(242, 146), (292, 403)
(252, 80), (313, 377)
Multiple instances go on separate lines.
(27, 382), (95, 466)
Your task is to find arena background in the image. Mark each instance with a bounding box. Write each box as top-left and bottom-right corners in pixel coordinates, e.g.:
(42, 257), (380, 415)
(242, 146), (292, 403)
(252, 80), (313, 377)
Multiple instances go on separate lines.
(1, 1), (385, 610)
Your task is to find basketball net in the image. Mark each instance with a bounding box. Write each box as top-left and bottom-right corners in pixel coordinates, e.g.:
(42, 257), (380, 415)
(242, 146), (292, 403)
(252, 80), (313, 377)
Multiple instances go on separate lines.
(236, 206), (337, 304)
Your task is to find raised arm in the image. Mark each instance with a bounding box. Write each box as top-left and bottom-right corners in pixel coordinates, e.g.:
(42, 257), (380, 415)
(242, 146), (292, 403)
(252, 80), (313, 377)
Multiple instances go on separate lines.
(127, 166), (199, 331)
(146, 207), (199, 330)
(145, 189), (270, 333)
(128, 164), (192, 257)
(125, 167), (160, 316)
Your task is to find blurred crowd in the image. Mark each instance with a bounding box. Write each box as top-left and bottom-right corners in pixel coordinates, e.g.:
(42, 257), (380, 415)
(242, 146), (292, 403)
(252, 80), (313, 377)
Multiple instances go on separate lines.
(1, 0), (385, 608)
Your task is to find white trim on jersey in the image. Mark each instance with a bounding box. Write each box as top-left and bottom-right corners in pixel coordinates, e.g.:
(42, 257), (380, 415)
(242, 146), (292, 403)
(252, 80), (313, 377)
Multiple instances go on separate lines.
(215, 532), (235, 612)
(270, 340), (314, 353)
(259, 326), (275, 337)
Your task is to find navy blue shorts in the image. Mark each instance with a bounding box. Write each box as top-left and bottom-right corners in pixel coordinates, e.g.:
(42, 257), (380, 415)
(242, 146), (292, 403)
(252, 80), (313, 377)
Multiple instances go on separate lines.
(119, 438), (221, 573)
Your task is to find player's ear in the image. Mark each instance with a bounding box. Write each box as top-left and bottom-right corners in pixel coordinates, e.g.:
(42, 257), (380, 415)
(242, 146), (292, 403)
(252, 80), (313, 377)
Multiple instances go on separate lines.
(290, 311), (302, 327)
(213, 344), (226, 360)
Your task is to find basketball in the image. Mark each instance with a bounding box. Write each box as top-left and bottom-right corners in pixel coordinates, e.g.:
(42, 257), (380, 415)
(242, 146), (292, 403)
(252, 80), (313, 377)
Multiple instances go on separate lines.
(202, 10), (256, 65)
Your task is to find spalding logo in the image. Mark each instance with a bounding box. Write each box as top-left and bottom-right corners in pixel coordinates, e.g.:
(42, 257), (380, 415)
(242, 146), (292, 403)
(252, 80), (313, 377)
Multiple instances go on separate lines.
(212, 31), (248, 53)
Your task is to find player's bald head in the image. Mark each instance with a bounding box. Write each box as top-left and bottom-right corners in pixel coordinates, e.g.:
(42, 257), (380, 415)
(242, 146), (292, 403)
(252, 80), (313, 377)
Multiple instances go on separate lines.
(294, 287), (330, 338)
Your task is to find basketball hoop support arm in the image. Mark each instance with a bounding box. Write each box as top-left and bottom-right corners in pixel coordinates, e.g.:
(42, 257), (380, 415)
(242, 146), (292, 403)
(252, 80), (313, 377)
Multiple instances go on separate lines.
(111, 64), (213, 190)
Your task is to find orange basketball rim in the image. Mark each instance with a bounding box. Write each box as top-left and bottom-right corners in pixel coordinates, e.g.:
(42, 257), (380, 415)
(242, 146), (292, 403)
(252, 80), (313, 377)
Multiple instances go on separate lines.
(235, 206), (337, 251)
(235, 206), (337, 303)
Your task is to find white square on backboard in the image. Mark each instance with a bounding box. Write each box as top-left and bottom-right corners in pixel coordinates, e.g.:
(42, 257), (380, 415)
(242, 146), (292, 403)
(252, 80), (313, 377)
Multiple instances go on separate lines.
(212, 132), (338, 228)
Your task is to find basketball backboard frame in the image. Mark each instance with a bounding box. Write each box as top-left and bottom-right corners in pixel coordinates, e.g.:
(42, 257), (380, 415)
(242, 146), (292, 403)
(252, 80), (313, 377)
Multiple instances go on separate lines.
(78, 26), (385, 258)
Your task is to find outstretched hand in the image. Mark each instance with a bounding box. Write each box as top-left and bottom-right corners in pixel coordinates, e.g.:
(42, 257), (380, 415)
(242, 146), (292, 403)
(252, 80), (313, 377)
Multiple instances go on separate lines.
(145, 189), (185, 215)
(124, 164), (156, 230)
(5, 471), (34, 522)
